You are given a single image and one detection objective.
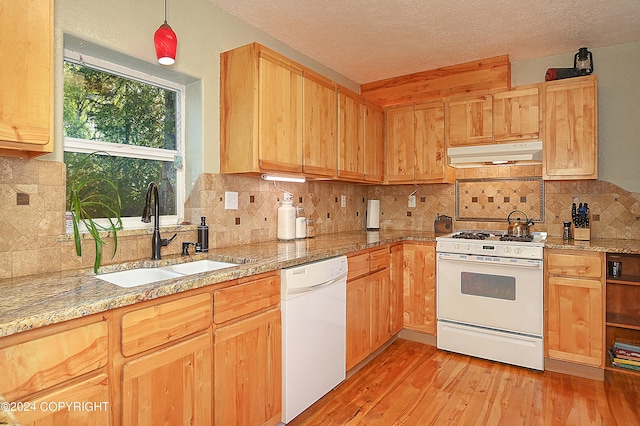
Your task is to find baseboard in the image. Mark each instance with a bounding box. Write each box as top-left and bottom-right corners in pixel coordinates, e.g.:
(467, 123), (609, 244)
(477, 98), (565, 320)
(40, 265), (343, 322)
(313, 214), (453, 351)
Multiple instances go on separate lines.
(397, 329), (437, 347)
(544, 358), (605, 381)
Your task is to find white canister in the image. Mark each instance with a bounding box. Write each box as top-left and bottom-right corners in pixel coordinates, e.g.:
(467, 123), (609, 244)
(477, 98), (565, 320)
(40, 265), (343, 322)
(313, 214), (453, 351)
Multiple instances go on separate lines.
(277, 198), (296, 240)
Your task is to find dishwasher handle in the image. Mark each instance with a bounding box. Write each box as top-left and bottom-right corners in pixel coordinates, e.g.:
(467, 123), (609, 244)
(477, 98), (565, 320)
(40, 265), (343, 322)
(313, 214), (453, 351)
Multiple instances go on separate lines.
(282, 272), (347, 299)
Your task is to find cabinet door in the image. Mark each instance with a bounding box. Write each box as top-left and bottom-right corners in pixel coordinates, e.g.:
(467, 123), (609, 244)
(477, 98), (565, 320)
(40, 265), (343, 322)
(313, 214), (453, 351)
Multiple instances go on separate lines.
(337, 87), (365, 180)
(402, 244), (436, 334)
(389, 245), (404, 336)
(494, 86), (540, 142)
(370, 268), (391, 353)
(303, 71), (336, 177)
(0, 0), (53, 157)
(547, 276), (604, 367)
(122, 333), (212, 425)
(346, 275), (370, 370)
(414, 101), (447, 181)
(258, 51), (303, 173)
(543, 75), (597, 180)
(214, 309), (281, 426)
(17, 374), (110, 426)
(385, 106), (415, 182)
(447, 95), (493, 146)
(364, 102), (385, 183)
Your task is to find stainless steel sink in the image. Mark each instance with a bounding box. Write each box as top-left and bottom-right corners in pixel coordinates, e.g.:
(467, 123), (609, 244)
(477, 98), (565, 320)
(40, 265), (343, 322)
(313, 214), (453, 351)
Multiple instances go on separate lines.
(97, 259), (239, 288)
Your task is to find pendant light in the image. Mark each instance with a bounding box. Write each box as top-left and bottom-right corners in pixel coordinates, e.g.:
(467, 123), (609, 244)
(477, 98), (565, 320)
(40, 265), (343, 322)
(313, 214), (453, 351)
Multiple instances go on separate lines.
(154, 0), (177, 65)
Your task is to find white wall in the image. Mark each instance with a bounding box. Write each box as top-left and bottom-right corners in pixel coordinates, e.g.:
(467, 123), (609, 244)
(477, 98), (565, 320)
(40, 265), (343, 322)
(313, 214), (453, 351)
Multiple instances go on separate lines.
(512, 41), (640, 193)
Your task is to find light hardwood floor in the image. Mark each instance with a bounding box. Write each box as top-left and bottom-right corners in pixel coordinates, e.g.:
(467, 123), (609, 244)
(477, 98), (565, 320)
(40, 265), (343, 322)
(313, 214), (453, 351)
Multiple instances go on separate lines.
(289, 339), (640, 425)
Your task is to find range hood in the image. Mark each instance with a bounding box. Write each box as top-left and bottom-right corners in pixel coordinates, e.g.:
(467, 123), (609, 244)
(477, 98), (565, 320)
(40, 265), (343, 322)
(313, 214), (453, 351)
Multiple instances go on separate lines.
(447, 141), (543, 168)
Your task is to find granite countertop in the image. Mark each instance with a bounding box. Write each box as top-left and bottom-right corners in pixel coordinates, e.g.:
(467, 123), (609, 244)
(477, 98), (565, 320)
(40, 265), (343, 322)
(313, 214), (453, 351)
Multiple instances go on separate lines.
(2, 230), (640, 340)
(0, 230), (435, 339)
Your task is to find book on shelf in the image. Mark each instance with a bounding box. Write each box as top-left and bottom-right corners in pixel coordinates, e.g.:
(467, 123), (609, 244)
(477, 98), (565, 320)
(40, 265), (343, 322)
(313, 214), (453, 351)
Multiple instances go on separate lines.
(614, 341), (640, 355)
(611, 360), (640, 372)
(613, 347), (640, 362)
(608, 348), (640, 367)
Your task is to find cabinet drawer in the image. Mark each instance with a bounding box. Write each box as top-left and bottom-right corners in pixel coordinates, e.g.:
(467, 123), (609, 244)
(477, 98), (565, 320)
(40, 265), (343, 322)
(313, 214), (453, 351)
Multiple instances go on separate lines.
(0, 321), (108, 400)
(348, 252), (370, 280)
(121, 293), (211, 357)
(213, 275), (280, 324)
(547, 252), (603, 278)
(370, 247), (389, 272)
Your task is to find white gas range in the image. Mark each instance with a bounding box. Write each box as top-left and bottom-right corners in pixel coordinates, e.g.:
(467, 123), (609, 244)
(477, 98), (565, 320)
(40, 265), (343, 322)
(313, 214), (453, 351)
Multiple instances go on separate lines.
(435, 231), (547, 371)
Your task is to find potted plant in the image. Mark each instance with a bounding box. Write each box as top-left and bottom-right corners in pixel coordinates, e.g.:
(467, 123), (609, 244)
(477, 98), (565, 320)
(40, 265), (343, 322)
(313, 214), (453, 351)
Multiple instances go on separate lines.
(66, 151), (123, 273)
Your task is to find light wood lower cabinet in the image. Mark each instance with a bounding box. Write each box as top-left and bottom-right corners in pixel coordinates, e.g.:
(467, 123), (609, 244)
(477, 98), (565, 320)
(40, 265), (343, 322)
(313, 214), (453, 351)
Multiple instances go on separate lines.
(346, 246), (394, 371)
(122, 333), (212, 425)
(0, 318), (110, 425)
(545, 249), (605, 367)
(401, 243), (437, 334)
(214, 309), (282, 426)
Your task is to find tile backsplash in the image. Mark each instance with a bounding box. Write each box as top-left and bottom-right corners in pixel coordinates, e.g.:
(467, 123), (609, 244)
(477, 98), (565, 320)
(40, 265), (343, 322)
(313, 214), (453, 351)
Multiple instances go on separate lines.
(1, 157), (639, 279)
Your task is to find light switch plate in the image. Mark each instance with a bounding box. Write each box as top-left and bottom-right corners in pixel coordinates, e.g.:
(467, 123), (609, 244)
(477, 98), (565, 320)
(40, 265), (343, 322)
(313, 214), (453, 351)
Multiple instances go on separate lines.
(225, 191), (238, 210)
(341, 195), (347, 208)
(408, 195), (416, 208)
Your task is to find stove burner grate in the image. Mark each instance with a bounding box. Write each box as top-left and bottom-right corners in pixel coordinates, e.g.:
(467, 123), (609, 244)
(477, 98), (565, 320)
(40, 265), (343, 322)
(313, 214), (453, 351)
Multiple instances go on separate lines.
(499, 234), (534, 242)
(452, 232), (491, 240)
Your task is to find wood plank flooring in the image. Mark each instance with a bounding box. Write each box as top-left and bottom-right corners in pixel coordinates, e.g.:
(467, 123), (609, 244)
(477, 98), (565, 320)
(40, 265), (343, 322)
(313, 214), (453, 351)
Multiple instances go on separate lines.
(289, 339), (640, 425)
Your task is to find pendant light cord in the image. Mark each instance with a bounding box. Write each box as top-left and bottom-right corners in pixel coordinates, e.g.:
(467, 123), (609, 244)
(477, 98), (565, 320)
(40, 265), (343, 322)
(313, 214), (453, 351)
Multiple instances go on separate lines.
(163, 0), (168, 23)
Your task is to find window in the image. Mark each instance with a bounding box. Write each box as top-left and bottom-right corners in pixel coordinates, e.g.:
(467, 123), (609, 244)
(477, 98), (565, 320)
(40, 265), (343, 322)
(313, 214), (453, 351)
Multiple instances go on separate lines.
(63, 50), (185, 230)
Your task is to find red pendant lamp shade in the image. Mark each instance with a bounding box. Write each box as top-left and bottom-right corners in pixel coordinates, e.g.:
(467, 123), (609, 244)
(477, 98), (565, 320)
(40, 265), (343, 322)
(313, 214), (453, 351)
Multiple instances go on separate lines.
(154, 0), (177, 65)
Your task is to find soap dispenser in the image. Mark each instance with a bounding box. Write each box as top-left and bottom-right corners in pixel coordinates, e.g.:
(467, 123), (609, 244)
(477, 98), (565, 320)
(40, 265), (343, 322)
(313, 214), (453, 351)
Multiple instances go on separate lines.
(197, 217), (209, 252)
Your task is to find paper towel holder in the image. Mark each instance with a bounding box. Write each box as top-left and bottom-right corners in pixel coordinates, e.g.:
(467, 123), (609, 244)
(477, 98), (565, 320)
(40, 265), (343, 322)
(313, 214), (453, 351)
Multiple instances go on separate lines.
(366, 199), (380, 230)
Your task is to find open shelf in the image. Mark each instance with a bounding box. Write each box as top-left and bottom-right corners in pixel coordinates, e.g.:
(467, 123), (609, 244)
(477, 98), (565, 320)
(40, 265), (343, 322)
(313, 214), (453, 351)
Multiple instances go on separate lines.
(605, 253), (640, 378)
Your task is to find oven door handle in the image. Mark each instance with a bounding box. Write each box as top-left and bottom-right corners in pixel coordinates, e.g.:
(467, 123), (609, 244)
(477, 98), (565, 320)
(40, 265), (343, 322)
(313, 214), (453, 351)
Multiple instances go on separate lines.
(437, 255), (542, 269)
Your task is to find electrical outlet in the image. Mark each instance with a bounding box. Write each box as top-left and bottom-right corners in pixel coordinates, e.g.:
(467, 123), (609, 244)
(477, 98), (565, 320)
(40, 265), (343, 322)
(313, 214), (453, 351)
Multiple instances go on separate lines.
(341, 195), (347, 208)
(224, 191), (238, 210)
(408, 195), (416, 208)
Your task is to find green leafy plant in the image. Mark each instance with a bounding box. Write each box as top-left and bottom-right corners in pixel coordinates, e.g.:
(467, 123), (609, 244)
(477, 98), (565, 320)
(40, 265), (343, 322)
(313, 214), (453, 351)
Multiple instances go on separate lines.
(67, 151), (123, 273)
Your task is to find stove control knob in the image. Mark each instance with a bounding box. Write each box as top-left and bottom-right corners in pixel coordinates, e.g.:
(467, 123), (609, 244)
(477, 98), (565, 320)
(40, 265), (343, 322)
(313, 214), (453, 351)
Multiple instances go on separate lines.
(503, 247), (511, 253)
(454, 243), (460, 250)
(514, 247), (523, 254)
(465, 244), (471, 251)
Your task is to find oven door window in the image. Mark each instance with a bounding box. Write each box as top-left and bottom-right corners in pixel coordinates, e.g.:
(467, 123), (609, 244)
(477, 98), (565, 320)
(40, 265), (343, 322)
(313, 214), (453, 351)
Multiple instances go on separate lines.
(461, 272), (515, 301)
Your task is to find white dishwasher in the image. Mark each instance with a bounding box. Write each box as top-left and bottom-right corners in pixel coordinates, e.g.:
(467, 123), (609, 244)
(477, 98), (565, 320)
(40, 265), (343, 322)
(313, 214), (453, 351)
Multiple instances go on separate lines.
(280, 255), (348, 424)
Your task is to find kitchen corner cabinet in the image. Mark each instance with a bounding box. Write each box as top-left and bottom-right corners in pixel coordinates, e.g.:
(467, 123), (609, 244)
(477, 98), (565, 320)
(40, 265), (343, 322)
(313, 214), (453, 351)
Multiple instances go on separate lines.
(385, 102), (451, 183)
(221, 43), (303, 175)
(337, 86), (366, 181)
(0, 317), (111, 425)
(364, 102), (385, 183)
(543, 75), (598, 180)
(401, 243), (437, 334)
(545, 249), (605, 367)
(493, 85), (541, 142)
(446, 94), (493, 146)
(605, 253), (640, 377)
(346, 246), (393, 371)
(303, 70), (337, 178)
(0, 0), (54, 158)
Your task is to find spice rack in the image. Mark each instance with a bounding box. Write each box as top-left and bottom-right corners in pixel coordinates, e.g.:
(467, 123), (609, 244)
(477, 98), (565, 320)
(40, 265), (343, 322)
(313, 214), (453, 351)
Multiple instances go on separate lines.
(605, 253), (640, 377)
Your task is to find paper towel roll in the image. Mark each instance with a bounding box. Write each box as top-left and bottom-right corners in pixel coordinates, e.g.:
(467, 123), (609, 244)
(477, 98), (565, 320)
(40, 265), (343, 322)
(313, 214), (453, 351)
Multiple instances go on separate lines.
(366, 199), (380, 230)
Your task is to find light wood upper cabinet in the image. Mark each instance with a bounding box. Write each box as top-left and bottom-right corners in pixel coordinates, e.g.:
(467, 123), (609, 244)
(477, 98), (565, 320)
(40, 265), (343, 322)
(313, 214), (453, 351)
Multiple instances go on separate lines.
(414, 101), (448, 181)
(303, 70), (337, 178)
(545, 249), (604, 367)
(493, 85), (541, 142)
(337, 86), (366, 181)
(221, 43), (303, 175)
(364, 102), (385, 183)
(0, 0), (53, 158)
(385, 106), (415, 182)
(543, 75), (598, 180)
(446, 94), (493, 146)
(386, 102), (450, 183)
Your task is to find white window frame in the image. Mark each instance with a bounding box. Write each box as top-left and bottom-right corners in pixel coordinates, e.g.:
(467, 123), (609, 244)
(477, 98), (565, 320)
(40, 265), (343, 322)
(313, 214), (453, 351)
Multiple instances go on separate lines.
(63, 50), (186, 230)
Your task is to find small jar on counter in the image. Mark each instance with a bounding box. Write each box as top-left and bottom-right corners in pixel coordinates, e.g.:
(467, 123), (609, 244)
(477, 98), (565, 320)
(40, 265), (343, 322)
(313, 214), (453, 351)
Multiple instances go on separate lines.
(295, 206), (307, 239)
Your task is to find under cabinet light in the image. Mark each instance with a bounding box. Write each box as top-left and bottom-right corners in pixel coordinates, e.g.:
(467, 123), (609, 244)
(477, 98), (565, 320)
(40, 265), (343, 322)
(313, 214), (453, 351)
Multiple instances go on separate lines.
(261, 173), (306, 183)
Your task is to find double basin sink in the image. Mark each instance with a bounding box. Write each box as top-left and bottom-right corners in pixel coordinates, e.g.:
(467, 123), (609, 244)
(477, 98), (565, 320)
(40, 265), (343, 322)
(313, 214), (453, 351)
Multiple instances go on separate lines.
(97, 259), (239, 288)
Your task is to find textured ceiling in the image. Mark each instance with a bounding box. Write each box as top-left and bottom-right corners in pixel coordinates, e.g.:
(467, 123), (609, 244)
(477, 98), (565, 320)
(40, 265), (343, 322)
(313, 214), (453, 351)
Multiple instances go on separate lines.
(208, 0), (640, 84)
